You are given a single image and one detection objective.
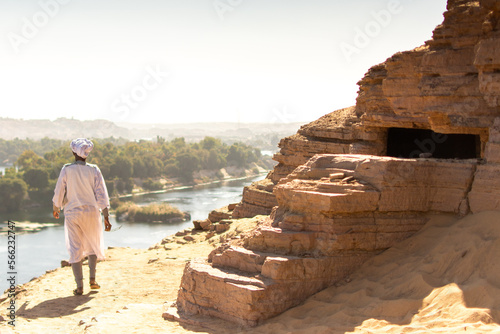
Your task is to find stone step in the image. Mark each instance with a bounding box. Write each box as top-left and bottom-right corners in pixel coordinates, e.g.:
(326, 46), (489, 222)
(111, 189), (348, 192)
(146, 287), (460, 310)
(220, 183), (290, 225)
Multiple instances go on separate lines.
(244, 224), (413, 255)
(278, 212), (428, 236)
(231, 201), (274, 219)
(211, 246), (372, 282)
(211, 245), (336, 279)
(260, 252), (373, 281)
(176, 253), (374, 326)
(241, 185), (277, 208)
(274, 184), (380, 214)
(176, 258), (278, 326)
(232, 182), (278, 219)
(243, 226), (319, 256)
(208, 207), (232, 223)
(211, 246), (267, 274)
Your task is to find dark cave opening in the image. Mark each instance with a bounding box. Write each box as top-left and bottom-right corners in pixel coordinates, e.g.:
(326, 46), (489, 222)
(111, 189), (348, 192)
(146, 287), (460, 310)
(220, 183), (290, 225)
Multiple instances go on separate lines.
(386, 128), (480, 159)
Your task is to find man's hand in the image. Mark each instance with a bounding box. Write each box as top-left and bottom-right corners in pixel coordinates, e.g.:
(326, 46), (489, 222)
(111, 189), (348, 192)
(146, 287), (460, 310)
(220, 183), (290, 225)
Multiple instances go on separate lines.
(53, 205), (60, 219)
(104, 216), (112, 232)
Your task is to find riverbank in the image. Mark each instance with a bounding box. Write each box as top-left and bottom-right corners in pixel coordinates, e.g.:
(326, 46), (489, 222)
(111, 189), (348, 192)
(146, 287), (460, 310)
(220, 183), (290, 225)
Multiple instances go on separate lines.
(117, 171), (269, 200)
(0, 172), (267, 235)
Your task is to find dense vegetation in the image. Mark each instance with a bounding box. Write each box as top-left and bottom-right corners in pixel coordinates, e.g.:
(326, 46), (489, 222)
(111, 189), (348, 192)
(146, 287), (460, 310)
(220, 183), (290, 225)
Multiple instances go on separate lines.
(0, 136), (269, 213)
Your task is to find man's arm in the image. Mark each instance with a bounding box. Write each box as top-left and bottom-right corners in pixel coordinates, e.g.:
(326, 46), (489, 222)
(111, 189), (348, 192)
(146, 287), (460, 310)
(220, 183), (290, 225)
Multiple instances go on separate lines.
(102, 207), (111, 231)
(94, 166), (112, 231)
(52, 167), (67, 219)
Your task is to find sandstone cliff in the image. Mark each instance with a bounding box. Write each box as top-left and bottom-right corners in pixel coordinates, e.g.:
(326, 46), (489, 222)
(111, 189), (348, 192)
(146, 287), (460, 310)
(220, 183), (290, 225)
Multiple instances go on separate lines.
(167, 0), (500, 327)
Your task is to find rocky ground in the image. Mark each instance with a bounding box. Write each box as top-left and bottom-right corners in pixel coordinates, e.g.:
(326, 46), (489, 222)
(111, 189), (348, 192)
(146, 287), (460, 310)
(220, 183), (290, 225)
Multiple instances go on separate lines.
(0, 217), (261, 334)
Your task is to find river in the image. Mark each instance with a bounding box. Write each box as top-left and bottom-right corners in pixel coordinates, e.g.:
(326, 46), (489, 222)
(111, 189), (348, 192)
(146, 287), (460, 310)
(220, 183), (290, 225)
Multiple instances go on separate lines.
(0, 175), (264, 293)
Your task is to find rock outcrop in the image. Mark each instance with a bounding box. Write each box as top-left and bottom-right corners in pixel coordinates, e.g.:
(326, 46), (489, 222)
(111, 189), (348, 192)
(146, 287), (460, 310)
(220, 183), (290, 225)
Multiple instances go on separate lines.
(232, 106), (386, 218)
(232, 178), (277, 218)
(168, 0), (500, 327)
(174, 154), (479, 326)
(192, 204), (238, 233)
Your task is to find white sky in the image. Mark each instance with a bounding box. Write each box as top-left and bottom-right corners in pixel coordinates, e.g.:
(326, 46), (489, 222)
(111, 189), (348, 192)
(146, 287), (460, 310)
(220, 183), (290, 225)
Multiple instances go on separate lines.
(0, 0), (448, 125)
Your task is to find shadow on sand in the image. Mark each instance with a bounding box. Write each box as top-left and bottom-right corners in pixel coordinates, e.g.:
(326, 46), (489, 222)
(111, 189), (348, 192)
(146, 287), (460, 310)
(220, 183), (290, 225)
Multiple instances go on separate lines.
(17, 291), (98, 319)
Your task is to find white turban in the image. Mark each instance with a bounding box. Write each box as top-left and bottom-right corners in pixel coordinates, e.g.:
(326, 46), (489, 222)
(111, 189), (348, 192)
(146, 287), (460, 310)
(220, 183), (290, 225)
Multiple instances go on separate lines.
(70, 138), (94, 159)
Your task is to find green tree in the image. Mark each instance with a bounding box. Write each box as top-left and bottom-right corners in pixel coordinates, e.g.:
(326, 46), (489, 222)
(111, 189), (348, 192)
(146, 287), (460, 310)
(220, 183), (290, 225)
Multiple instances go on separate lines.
(205, 149), (225, 170)
(146, 158), (163, 177)
(2, 167), (18, 179)
(110, 156), (133, 179)
(172, 137), (186, 149)
(132, 158), (148, 178)
(0, 178), (28, 212)
(227, 144), (246, 167)
(23, 168), (49, 190)
(16, 150), (45, 170)
(176, 151), (199, 182)
(116, 177), (134, 194)
(200, 137), (217, 150)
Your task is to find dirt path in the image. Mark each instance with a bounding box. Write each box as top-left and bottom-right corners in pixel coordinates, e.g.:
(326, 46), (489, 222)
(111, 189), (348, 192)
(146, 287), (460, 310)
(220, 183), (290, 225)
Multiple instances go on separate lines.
(0, 219), (259, 334)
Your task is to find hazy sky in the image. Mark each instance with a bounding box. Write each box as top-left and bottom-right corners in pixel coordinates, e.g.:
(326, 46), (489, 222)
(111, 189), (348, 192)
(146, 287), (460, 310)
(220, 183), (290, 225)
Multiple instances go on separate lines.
(0, 0), (448, 125)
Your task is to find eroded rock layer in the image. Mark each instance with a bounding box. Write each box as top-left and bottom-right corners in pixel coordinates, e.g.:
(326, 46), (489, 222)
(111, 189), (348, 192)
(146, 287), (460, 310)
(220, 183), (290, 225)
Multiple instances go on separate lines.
(176, 154), (480, 326)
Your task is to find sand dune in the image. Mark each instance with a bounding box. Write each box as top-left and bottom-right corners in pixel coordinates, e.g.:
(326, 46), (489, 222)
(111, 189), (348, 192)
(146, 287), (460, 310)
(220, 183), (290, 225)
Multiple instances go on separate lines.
(248, 212), (500, 333)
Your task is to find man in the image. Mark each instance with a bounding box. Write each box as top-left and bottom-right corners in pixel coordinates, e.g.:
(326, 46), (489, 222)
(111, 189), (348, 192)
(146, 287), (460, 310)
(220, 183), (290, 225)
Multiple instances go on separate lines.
(52, 138), (112, 295)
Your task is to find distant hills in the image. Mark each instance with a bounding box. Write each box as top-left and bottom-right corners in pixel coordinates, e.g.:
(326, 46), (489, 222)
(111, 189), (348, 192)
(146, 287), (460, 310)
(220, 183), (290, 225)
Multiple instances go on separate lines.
(0, 118), (130, 141)
(0, 117), (304, 150)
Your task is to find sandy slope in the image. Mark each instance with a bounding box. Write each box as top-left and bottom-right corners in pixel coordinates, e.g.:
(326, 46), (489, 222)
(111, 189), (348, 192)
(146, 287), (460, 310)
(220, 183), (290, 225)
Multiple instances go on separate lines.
(1, 213), (500, 333)
(248, 212), (500, 334)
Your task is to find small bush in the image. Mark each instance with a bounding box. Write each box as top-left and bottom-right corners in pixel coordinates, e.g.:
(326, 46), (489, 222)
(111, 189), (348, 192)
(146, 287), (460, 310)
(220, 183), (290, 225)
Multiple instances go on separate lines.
(143, 178), (163, 191)
(115, 202), (185, 223)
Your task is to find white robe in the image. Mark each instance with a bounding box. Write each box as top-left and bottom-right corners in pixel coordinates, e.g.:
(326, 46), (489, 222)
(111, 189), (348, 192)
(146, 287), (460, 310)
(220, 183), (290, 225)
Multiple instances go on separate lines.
(52, 161), (110, 263)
